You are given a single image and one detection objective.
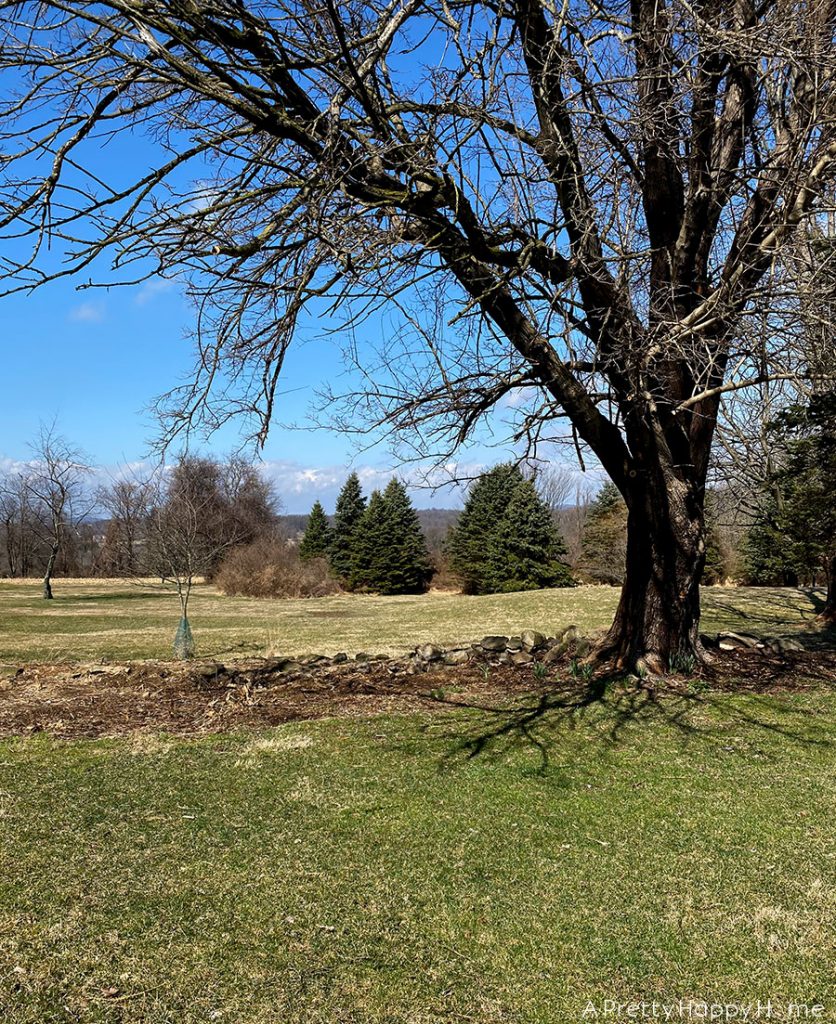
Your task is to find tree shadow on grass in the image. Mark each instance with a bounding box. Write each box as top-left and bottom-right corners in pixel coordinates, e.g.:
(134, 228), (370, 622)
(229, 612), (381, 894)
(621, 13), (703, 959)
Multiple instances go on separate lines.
(58, 590), (159, 603)
(428, 670), (836, 775)
(705, 587), (835, 651)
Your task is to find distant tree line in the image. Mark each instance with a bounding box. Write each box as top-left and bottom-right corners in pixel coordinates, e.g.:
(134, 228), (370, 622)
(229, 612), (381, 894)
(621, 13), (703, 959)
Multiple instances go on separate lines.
(3, 421), (833, 618)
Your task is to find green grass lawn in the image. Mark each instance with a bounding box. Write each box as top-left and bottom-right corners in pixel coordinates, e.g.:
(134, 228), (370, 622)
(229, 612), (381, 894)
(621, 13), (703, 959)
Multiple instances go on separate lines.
(1, 691), (835, 1023)
(0, 578), (829, 667)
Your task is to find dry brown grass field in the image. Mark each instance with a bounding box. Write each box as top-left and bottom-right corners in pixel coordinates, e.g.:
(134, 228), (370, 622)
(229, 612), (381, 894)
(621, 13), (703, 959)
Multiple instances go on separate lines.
(0, 577), (829, 669)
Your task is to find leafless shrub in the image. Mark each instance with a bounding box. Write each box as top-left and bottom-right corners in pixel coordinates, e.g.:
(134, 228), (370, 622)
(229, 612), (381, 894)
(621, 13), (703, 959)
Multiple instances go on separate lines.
(215, 538), (341, 599)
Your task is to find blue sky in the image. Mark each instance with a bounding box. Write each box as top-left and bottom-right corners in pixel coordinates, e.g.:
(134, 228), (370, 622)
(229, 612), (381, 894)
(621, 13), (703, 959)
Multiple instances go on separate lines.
(0, 227), (598, 513)
(0, 269), (530, 512)
(0, 28), (596, 515)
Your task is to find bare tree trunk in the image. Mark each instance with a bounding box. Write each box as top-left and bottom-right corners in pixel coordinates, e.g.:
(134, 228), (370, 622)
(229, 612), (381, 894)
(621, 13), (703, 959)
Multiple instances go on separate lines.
(601, 477), (706, 672)
(822, 554), (836, 623)
(43, 540), (59, 599)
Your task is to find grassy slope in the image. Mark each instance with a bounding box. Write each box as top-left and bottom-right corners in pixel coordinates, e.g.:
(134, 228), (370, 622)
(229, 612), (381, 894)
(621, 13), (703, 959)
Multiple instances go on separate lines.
(0, 578), (829, 667)
(1, 694), (835, 1023)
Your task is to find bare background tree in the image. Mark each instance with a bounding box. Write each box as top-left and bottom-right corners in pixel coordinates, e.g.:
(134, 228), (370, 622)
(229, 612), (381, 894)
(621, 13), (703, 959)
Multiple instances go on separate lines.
(130, 454), (280, 657)
(2, 1), (836, 667)
(535, 465), (575, 520)
(0, 470), (40, 579)
(97, 476), (154, 577)
(25, 427), (92, 599)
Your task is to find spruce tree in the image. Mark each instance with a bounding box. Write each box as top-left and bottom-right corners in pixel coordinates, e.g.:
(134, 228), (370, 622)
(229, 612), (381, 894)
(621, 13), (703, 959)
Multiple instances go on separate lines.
(485, 478), (575, 592)
(777, 391), (836, 618)
(447, 463), (524, 594)
(349, 489), (387, 591)
(351, 480), (434, 594)
(329, 472), (367, 586)
(378, 479), (434, 594)
(298, 500), (332, 560)
(580, 482), (628, 584)
(744, 391), (836, 611)
(743, 504), (800, 586)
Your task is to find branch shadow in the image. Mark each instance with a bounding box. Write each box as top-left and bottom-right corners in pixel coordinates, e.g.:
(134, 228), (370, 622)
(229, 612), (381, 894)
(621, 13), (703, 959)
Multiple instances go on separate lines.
(705, 587), (835, 652)
(425, 669), (836, 775)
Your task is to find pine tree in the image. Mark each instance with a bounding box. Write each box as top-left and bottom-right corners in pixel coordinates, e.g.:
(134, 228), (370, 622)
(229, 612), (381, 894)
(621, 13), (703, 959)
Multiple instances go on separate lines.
(777, 391), (836, 619)
(298, 500), (331, 560)
(743, 503), (800, 586)
(351, 480), (434, 594)
(378, 479), (434, 594)
(349, 489), (387, 591)
(329, 472), (367, 586)
(485, 477), (574, 592)
(447, 463), (524, 594)
(744, 390), (836, 614)
(580, 482), (628, 584)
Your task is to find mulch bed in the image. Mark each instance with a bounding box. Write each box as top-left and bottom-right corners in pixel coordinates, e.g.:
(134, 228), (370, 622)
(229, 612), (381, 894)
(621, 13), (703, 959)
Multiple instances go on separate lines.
(0, 647), (833, 741)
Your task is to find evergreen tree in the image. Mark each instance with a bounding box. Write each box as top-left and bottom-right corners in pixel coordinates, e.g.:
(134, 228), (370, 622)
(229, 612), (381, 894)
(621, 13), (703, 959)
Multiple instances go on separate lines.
(329, 472), (367, 586)
(745, 391), (836, 616)
(485, 478), (574, 591)
(580, 482), (628, 584)
(351, 480), (434, 594)
(378, 479), (434, 594)
(349, 489), (386, 591)
(447, 463), (524, 594)
(743, 502), (801, 586)
(298, 500), (332, 560)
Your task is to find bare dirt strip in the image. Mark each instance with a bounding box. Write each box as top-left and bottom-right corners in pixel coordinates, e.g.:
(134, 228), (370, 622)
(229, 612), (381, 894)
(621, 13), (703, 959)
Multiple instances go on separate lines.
(0, 647), (833, 740)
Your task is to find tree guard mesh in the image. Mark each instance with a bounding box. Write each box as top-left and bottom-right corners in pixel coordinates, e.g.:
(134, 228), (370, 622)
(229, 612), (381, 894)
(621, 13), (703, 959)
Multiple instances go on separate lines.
(173, 616), (195, 660)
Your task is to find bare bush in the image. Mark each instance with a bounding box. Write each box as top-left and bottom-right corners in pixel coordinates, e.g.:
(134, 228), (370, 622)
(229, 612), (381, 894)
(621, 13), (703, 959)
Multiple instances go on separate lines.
(215, 539), (341, 599)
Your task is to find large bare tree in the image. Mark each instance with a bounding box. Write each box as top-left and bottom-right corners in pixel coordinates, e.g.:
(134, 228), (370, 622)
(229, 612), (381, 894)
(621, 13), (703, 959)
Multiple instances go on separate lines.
(2, 1), (836, 667)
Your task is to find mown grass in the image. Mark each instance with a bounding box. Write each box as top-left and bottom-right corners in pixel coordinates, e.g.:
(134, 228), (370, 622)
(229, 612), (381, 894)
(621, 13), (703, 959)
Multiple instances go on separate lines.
(1, 690), (835, 1023)
(0, 578), (829, 667)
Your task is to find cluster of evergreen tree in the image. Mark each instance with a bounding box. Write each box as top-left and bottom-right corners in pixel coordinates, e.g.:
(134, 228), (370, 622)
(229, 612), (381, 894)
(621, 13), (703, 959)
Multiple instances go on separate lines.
(298, 473), (434, 595)
(448, 463), (574, 594)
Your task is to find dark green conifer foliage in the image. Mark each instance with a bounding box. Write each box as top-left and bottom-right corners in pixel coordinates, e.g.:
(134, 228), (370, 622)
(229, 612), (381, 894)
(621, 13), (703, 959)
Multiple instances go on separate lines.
(744, 391), (836, 613)
(298, 500), (332, 560)
(743, 503), (801, 586)
(580, 482), (628, 584)
(329, 472), (366, 586)
(379, 478), (434, 594)
(351, 480), (433, 594)
(447, 463), (524, 594)
(778, 391), (836, 619)
(349, 489), (386, 591)
(485, 478), (575, 592)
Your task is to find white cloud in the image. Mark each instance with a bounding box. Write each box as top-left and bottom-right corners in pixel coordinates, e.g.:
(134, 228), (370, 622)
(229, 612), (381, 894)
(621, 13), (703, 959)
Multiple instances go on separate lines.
(257, 459), (480, 512)
(68, 300), (106, 324)
(134, 277), (179, 306)
(501, 386), (531, 409)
